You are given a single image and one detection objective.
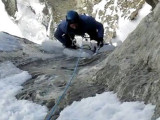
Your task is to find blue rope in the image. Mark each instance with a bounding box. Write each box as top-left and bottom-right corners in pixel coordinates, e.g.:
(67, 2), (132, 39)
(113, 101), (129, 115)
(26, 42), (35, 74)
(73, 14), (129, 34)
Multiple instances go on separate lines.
(46, 45), (83, 120)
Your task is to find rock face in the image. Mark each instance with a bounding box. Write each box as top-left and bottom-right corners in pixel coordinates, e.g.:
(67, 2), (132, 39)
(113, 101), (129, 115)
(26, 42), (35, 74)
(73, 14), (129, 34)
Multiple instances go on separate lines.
(91, 2), (160, 119)
(2, 0), (17, 17)
(0, 32), (56, 66)
(146, 0), (159, 9)
(0, 32), (112, 120)
(16, 49), (112, 120)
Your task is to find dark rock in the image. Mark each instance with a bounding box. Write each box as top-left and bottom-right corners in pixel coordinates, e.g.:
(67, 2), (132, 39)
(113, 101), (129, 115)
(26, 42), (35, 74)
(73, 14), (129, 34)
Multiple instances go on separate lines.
(2, 0), (17, 17)
(145, 0), (159, 9)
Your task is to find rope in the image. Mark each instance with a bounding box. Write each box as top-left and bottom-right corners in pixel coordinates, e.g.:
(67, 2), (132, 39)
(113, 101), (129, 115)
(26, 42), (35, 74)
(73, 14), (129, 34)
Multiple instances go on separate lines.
(45, 39), (83, 120)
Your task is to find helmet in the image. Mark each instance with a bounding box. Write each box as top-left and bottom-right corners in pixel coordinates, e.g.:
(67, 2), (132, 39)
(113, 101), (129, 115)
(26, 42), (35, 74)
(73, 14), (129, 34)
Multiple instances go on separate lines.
(66, 10), (79, 24)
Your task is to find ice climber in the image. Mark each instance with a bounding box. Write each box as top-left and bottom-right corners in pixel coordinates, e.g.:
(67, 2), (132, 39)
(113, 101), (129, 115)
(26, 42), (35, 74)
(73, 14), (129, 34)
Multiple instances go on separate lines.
(54, 10), (104, 49)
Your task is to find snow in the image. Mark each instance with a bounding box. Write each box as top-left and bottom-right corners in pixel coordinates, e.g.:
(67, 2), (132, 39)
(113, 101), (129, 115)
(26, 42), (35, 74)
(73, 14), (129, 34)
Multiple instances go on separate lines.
(41, 40), (64, 54)
(115, 3), (152, 43)
(0, 0), (48, 44)
(93, 0), (107, 14)
(0, 1), (22, 37)
(112, 2), (151, 45)
(57, 92), (155, 120)
(16, 0), (47, 44)
(0, 61), (47, 120)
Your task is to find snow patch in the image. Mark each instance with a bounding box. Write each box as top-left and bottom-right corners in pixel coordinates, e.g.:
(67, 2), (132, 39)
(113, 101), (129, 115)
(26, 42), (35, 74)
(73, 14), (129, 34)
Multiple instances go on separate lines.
(41, 39), (64, 54)
(0, 61), (47, 120)
(16, 0), (47, 44)
(0, 1), (22, 37)
(57, 92), (155, 120)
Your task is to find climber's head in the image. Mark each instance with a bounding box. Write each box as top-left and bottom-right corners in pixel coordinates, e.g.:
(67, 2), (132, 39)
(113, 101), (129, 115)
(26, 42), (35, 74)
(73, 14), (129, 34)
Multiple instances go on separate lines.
(66, 10), (79, 29)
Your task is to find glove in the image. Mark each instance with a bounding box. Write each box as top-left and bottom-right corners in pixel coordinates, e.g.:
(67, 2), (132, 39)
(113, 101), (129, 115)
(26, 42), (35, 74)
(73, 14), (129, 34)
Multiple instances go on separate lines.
(65, 39), (72, 48)
(72, 39), (76, 46)
(70, 44), (78, 49)
(97, 38), (104, 48)
(65, 40), (78, 49)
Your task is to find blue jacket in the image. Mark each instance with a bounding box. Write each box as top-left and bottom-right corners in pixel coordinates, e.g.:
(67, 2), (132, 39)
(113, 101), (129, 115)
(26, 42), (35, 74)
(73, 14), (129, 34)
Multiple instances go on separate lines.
(54, 15), (104, 46)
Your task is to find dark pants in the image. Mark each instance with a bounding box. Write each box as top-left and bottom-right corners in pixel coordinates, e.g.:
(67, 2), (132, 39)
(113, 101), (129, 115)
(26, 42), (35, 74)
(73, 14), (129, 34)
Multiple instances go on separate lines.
(87, 30), (99, 42)
(63, 34), (75, 47)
